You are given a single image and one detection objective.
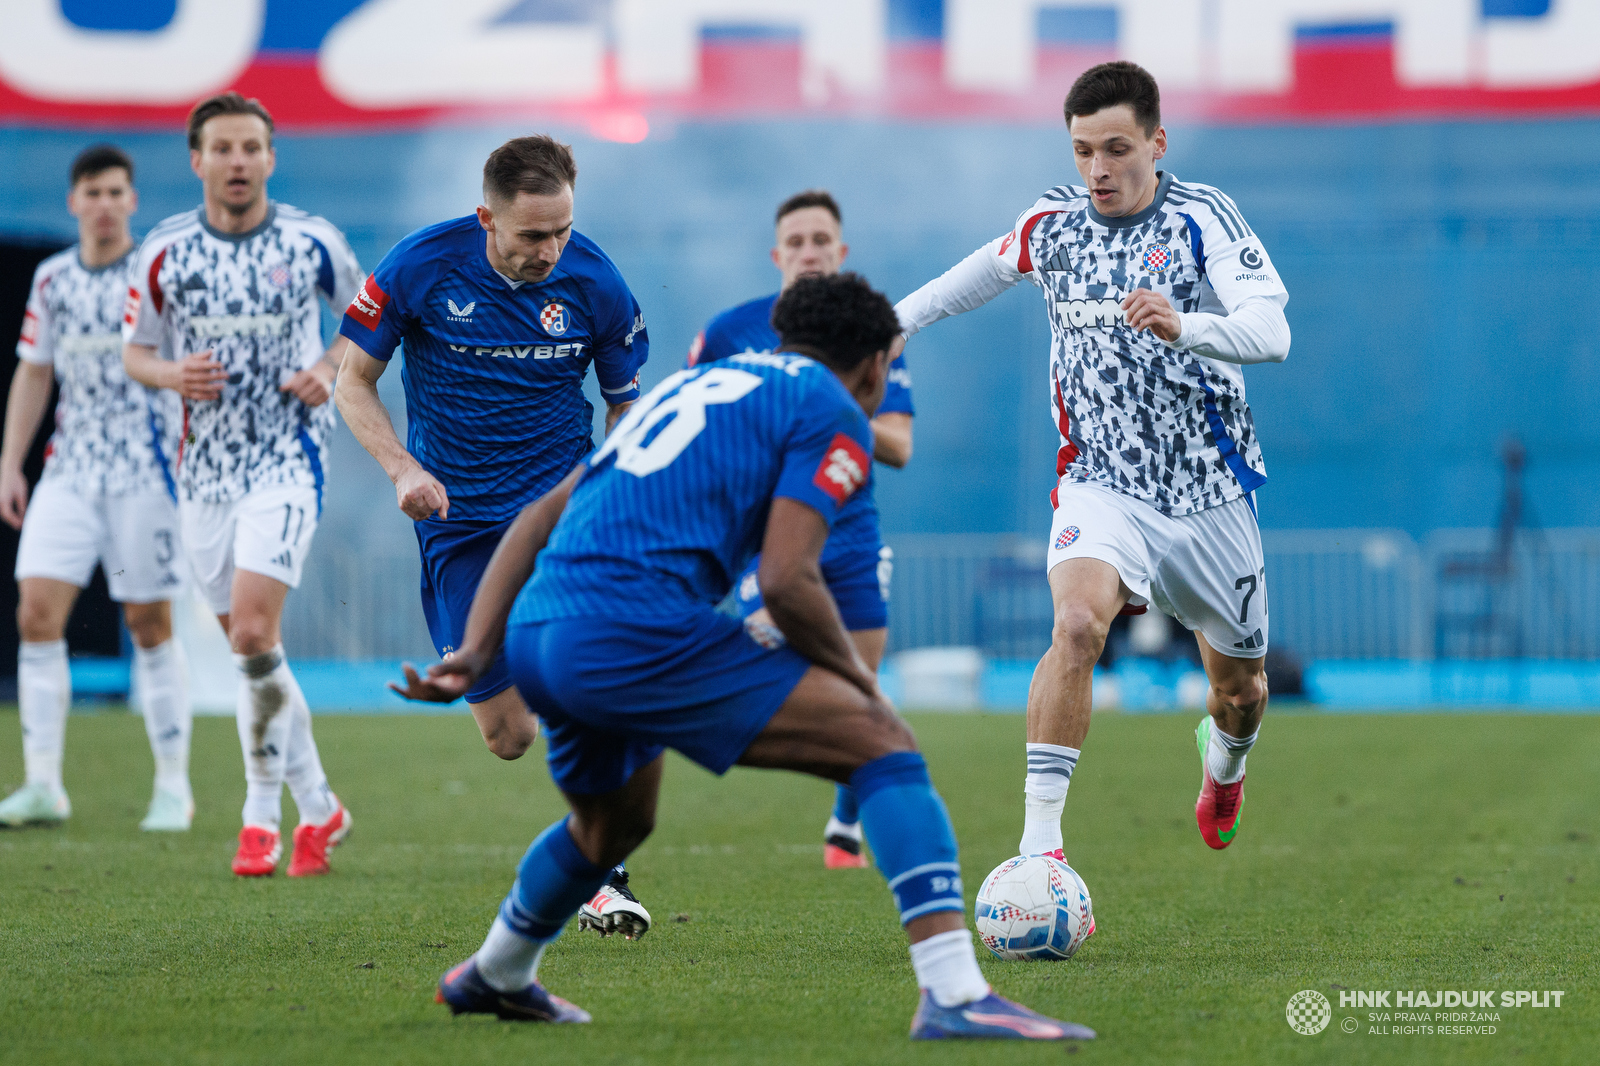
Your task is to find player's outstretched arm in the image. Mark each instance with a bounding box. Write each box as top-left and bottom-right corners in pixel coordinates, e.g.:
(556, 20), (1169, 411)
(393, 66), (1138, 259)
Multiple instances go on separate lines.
(390, 465), (582, 703)
(0, 362), (54, 528)
(760, 497), (878, 698)
(334, 339), (450, 520)
(895, 237), (1020, 339)
(122, 343), (227, 399)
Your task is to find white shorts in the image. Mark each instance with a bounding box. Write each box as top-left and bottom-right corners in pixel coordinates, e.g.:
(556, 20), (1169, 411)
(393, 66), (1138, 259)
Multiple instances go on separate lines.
(1047, 481), (1268, 658)
(180, 484), (321, 615)
(15, 480), (184, 603)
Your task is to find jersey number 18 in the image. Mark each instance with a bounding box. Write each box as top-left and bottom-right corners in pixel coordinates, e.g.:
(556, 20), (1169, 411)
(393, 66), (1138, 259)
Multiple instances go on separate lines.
(593, 367), (763, 477)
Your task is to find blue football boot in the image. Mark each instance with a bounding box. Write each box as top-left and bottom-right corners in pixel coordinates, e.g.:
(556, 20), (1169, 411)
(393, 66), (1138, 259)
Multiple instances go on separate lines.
(435, 957), (591, 1023)
(909, 990), (1095, 1041)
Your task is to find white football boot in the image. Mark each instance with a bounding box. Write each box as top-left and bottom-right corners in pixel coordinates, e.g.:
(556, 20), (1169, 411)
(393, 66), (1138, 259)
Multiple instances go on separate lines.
(0, 782), (71, 826)
(578, 867), (652, 940)
(139, 785), (194, 832)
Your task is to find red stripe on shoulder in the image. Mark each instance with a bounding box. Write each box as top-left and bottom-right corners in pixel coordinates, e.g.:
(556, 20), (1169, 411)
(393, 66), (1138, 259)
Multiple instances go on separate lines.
(1012, 210), (1065, 275)
(148, 247), (168, 316)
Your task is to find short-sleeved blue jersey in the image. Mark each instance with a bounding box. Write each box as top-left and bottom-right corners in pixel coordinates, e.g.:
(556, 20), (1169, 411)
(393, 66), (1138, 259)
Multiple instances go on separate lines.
(340, 216), (648, 522)
(513, 353), (874, 624)
(686, 290), (911, 566)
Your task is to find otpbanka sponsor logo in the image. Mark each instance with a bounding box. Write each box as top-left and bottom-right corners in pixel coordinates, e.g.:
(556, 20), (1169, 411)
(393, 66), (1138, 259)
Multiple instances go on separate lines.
(1287, 988), (1565, 1038)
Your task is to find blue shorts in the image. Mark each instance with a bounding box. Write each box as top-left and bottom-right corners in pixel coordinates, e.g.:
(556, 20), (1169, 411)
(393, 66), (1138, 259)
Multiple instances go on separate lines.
(416, 518), (515, 704)
(505, 607), (813, 797)
(735, 544), (891, 631)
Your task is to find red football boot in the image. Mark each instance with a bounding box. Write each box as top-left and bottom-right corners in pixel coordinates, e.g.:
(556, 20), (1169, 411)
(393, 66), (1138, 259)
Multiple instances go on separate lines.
(232, 826), (282, 876)
(288, 800), (351, 877)
(1194, 718), (1245, 849)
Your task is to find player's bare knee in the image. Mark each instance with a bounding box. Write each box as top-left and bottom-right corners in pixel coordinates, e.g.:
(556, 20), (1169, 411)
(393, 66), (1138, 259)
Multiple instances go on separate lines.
(1049, 602), (1109, 670)
(1214, 667), (1268, 712)
(16, 597), (63, 643)
(228, 616), (277, 656)
(122, 602), (172, 649)
(482, 718), (533, 760)
(484, 731), (529, 760)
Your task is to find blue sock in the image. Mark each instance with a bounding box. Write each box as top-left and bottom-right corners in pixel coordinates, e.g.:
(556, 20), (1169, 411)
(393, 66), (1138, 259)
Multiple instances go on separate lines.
(832, 784), (860, 825)
(498, 817), (611, 940)
(851, 752), (964, 925)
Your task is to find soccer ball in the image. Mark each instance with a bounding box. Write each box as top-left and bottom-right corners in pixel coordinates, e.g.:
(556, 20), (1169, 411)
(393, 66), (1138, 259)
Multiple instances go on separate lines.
(973, 854), (1093, 961)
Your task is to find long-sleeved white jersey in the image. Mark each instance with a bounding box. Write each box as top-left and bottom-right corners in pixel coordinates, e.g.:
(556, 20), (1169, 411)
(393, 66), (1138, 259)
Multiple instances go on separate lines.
(896, 172), (1289, 517)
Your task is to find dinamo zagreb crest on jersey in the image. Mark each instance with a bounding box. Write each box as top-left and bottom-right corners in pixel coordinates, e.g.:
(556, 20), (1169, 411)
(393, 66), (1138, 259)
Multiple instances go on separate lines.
(122, 203), (363, 504)
(998, 172), (1287, 516)
(19, 246), (176, 498)
(514, 353), (874, 625)
(339, 216), (649, 521)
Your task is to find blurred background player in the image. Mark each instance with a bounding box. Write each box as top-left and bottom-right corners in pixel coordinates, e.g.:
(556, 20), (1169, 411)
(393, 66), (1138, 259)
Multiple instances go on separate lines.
(0, 145), (192, 831)
(122, 93), (362, 877)
(896, 63), (1289, 863)
(403, 273), (1093, 1041)
(337, 134), (653, 935)
(688, 190), (915, 869)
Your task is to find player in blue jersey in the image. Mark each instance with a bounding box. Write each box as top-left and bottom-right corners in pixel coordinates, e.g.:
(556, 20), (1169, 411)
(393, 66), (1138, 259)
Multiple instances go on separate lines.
(393, 273), (1094, 1041)
(689, 190), (915, 870)
(335, 135), (651, 935)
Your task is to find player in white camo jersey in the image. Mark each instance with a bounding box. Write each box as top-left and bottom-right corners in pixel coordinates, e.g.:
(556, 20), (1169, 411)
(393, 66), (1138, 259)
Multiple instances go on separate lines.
(122, 93), (363, 878)
(896, 63), (1290, 868)
(0, 145), (194, 833)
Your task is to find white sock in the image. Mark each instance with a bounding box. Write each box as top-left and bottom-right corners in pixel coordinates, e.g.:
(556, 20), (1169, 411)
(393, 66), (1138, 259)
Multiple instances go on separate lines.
(135, 639), (191, 795)
(282, 668), (337, 825)
(824, 815), (863, 843)
(18, 640), (70, 791)
(1018, 742), (1079, 856)
(475, 915), (550, 992)
(235, 646), (293, 830)
(909, 929), (990, 1008)
(1207, 722), (1258, 785)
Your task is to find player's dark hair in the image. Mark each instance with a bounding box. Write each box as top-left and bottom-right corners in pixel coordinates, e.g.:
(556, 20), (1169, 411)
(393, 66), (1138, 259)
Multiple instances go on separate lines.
(1064, 61), (1161, 136)
(70, 144), (134, 187)
(772, 272), (899, 373)
(483, 135), (578, 204)
(187, 91), (274, 151)
(775, 189), (841, 227)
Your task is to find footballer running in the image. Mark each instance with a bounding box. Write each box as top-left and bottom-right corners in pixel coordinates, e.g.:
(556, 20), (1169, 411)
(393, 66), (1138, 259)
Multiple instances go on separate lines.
(689, 189), (915, 869)
(402, 272), (1094, 1041)
(0, 145), (193, 832)
(897, 62), (1290, 863)
(340, 135), (653, 937)
(122, 93), (363, 877)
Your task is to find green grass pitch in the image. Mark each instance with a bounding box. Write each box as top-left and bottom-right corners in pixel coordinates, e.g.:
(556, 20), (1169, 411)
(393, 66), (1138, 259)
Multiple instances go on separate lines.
(1, 709), (1596, 1065)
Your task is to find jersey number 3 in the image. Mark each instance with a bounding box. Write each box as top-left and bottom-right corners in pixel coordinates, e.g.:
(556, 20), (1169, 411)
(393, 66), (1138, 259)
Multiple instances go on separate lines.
(594, 367), (763, 477)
